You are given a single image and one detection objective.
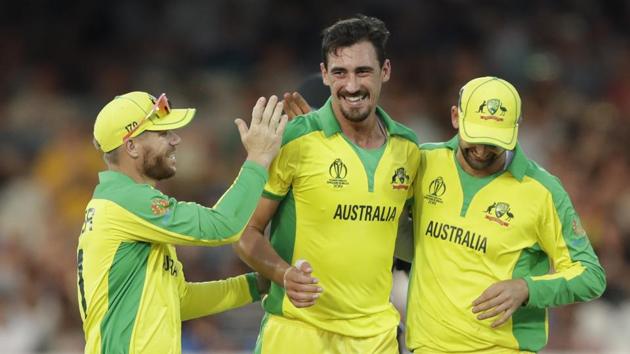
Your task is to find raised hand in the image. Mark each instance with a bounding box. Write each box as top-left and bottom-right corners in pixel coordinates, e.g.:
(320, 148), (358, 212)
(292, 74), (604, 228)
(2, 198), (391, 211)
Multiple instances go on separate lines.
(283, 259), (323, 308)
(472, 278), (529, 328)
(235, 95), (288, 168)
(282, 92), (312, 120)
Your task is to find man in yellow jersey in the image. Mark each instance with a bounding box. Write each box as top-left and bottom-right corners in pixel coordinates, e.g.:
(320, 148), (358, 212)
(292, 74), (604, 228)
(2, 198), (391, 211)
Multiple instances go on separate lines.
(233, 14), (421, 354)
(399, 77), (606, 353)
(77, 92), (287, 354)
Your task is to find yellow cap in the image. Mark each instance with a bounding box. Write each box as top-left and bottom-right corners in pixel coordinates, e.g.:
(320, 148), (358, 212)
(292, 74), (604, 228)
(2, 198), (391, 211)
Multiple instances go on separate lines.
(457, 77), (522, 150)
(93, 91), (196, 152)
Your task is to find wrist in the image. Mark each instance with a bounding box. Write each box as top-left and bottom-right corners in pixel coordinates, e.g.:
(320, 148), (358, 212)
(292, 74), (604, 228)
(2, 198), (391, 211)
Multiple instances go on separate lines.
(246, 154), (271, 169)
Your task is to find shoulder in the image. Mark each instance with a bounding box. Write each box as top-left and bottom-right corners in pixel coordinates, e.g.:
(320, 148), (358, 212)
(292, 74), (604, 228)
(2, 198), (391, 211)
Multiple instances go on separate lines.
(94, 181), (170, 217)
(523, 160), (570, 204)
(389, 120), (419, 146)
(419, 141), (450, 151)
(282, 112), (323, 146)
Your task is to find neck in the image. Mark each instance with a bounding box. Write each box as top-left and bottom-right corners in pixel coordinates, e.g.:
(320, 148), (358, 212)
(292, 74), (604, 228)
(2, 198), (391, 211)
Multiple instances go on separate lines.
(109, 161), (157, 186)
(455, 149), (506, 177)
(333, 107), (386, 149)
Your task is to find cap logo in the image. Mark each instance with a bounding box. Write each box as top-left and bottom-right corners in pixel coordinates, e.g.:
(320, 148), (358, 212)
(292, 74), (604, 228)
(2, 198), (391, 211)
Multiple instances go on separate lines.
(476, 98), (507, 122)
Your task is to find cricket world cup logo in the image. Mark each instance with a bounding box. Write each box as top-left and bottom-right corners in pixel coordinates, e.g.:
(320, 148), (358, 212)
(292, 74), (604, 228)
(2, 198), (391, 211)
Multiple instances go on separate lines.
(424, 176), (446, 205)
(327, 158), (349, 189)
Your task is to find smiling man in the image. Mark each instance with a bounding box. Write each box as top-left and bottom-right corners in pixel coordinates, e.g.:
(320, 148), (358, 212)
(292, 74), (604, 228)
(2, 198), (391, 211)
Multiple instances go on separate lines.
(402, 77), (606, 353)
(233, 15), (420, 354)
(77, 92), (287, 354)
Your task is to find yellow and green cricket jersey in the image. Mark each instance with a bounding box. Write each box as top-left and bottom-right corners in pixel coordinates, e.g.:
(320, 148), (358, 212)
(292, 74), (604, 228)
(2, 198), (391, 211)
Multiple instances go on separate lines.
(406, 136), (606, 353)
(261, 98), (421, 337)
(77, 161), (267, 354)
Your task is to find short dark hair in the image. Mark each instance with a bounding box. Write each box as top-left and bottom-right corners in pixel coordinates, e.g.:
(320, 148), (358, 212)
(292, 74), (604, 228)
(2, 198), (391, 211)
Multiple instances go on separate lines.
(321, 14), (390, 68)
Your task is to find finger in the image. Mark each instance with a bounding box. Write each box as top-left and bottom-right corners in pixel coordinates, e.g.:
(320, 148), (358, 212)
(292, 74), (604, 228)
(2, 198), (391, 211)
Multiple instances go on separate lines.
(290, 299), (316, 308)
(270, 100), (284, 128)
(276, 114), (289, 135)
(472, 294), (504, 313)
(472, 284), (500, 306)
(251, 97), (266, 125)
(295, 259), (312, 273)
(261, 95), (278, 125)
(287, 283), (323, 294)
(477, 302), (510, 321)
(288, 271), (318, 285)
(491, 307), (516, 328)
(286, 288), (321, 301)
(294, 92), (312, 113)
(234, 119), (248, 141)
(286, 99), (302, 119)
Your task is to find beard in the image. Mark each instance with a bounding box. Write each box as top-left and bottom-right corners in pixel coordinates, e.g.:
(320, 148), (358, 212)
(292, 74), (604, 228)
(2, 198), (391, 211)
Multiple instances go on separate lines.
(340, 105), (370, 122)
(143, 149), (175, 181)
(461, 147), (500, 171)
(338, 89), (371, 122)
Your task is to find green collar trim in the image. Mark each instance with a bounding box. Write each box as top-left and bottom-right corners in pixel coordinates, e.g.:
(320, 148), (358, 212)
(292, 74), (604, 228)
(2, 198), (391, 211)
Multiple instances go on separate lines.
(317, 97), (412, 139)
(98, 170), (138, 185)
(444, 135), (528, 181)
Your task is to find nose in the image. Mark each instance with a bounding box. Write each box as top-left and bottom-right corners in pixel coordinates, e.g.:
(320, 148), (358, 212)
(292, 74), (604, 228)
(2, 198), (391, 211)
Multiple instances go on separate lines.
(344, 73), (360, 93)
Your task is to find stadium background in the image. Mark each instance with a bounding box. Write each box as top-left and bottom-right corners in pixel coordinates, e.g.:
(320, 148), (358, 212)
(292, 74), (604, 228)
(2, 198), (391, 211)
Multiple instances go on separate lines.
(0, 0), (628, 353)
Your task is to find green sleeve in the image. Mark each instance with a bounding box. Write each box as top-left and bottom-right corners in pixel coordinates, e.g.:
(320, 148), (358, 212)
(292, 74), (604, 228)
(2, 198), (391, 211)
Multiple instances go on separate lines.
(101, 160), (268, 246)
(180, 273), (260, 321)
(523, 180), (606, 308)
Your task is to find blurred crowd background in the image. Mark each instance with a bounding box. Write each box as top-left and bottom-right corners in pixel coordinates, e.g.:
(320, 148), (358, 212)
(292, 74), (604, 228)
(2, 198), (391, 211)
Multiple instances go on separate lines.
(0, 0), (629, 353)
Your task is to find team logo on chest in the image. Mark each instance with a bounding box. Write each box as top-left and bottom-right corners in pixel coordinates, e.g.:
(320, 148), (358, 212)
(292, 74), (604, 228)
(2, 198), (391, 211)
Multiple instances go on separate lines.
(327, 158), (349, 189)
(425, 176), (446, 205)
(391, 167), (410, 190)
(484, 202), (514, 227)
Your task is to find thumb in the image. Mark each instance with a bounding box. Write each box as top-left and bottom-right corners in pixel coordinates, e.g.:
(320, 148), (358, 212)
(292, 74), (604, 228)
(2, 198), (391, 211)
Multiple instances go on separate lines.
(234, 118), (248, 140)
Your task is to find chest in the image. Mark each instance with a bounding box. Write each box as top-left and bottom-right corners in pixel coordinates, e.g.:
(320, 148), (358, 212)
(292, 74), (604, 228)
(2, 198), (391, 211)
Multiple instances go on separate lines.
(416, 162), (543, 261)
(293, 136), (416, 204)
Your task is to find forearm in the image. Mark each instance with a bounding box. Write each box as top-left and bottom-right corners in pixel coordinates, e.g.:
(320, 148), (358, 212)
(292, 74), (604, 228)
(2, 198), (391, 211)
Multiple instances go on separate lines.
(394, 208), (414, 262)
(234, 225), (290, 286)
(180, 273), (261, 321)
(524, 260), (606, 308)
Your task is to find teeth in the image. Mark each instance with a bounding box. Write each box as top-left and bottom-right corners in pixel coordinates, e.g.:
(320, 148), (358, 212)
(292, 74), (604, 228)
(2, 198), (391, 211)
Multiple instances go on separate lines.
(345, 94), (366, 103)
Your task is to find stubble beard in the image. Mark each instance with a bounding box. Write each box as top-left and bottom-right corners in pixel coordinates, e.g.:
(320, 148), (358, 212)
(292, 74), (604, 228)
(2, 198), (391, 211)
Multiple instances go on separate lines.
(143, 150), (176, 181)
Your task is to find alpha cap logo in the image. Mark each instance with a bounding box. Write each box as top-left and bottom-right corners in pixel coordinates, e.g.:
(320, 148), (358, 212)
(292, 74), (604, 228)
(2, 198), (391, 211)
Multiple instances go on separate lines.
(327, 158), (349, 189)
(391, 167), (410, 190)
(424, 176), (446, 205)
(476, 98), (507, 122)
(484, 202), (514, 227)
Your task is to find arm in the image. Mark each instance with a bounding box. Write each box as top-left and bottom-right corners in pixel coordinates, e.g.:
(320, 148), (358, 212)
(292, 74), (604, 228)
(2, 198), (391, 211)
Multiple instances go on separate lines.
(233, 197), (322, 307)
(180, 273), (264, 321)
(473, 183), (606, 327)
(523, 190), (606, 308)
(394, 204), (414, 263)
(109, 97), (289, 246)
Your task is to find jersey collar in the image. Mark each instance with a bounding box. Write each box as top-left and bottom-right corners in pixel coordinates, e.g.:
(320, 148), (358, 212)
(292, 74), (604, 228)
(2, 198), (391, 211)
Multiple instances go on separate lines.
(317, 97), (411, 140)
(98, 170), (137, 185)
(445, 135), (528, 182)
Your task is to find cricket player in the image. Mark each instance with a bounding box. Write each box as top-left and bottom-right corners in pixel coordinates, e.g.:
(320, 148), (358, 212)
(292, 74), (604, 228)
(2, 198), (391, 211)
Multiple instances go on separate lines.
(401, 77), (606, 353)
(234, 15), (421, 353)
(77, 91), (287, 354)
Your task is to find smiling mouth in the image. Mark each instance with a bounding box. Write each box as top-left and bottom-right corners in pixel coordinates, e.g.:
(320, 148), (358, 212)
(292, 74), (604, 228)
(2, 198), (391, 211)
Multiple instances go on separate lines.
(341, 92), (369, 106)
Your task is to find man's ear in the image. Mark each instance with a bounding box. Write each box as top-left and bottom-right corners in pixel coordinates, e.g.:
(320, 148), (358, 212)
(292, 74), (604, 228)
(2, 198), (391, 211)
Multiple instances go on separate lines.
(123, 138), (141, 159)
(320, 63), (330, 86)
(451, 105), (459, 129)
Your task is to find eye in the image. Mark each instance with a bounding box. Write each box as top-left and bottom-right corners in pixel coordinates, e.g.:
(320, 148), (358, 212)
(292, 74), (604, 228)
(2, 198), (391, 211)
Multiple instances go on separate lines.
(158, 131), (169, 137)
